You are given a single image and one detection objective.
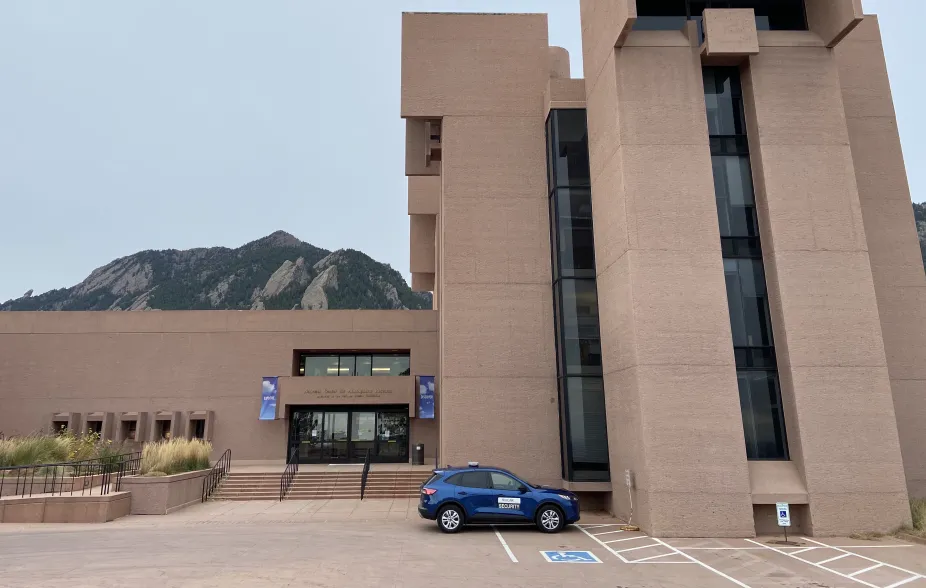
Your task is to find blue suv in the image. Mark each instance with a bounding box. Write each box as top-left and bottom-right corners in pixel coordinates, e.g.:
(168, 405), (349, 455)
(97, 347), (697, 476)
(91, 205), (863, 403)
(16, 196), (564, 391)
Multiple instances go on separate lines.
(417, 463), (580, 533)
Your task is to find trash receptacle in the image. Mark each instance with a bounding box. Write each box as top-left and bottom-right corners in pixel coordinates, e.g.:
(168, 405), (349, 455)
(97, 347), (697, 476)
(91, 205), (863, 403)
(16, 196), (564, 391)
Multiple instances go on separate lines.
(412, 443), (424, 466)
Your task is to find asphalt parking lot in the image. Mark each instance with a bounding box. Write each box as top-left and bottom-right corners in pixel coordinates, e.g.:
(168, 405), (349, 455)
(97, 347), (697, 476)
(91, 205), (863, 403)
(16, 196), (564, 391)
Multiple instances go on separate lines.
(0, 500), (924, 588)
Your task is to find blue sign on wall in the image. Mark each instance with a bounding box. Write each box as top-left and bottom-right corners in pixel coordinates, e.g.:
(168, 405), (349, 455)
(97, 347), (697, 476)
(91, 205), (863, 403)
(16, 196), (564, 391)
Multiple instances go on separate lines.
(260, 377), (278, 421)
(418, 376), (435, 419)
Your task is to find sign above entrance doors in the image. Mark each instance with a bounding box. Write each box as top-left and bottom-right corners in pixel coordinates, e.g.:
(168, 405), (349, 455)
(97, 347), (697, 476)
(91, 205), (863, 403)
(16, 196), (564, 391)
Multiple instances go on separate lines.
(260, 377), (278, 420)
(418, 376), (435, 419)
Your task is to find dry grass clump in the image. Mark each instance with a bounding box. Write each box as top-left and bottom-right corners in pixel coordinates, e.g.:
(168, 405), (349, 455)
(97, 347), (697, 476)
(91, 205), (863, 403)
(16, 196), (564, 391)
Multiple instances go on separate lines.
(909, 498), (926, 538)
(0, 434), (70, 467)
(139, 439), (212, 476)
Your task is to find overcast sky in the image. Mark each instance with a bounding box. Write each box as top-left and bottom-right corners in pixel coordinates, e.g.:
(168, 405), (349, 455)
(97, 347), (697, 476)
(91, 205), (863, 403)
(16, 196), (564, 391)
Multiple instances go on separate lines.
(0, 0), (922, 302)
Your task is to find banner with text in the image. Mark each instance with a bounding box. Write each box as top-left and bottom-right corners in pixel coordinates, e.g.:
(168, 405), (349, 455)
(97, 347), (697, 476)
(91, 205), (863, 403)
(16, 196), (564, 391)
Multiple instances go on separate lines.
(418, 376), (435, 419)
(260, 377), (278, 420)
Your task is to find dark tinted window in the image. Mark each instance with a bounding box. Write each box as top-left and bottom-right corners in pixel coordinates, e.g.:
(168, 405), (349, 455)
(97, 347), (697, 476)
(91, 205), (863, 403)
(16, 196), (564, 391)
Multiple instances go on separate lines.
(724, 258), (774, 349)
(712, 155), (758, 239)
(703, 67), (746, 137)
(563, 377), (610, 481)
(546, 109), (611, 483)
(738, 371), (788, 459)
(704, 67), (788, 461)
(555, 279), (602, 376)
(299, 353), (410, 376)
(490, 472), (522, 491)
(457, 471), (491, 489)
(634, 0), (806, 31)
(552, 188), (596, 278)
(549, 110), (590, 187)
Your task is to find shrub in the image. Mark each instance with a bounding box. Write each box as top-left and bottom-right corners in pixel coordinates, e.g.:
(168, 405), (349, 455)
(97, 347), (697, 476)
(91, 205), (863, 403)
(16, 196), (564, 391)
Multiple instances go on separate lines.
(0, 434), (70, 467)
(139, 439), (212, 476)
(912, 499), (926, 532)
(0, 431), (131, 468)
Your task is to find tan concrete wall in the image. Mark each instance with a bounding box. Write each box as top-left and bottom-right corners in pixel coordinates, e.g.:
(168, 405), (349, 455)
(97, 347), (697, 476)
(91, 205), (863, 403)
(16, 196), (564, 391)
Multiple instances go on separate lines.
(410, 214), (436, 274)
(401, 13), (549, 118)
(836, 16), (926, 501)
(580, 0), (636, 85)
(701, 9), (759, 58)
(279, 375), (415, 413)
(586, 25), (754, 537)
(743, 44), (911, 534)
(0, 311), (438, 461)
(408, 176), (440, 216)
(804, 0), (863, 47)
(122, 470), (209, 515)
(402, 12), (561, 485)
(0, 492), (130, 523)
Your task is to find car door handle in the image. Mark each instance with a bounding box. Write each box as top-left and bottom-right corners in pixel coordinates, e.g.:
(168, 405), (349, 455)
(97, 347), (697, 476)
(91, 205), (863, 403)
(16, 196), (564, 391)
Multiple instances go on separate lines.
(458, 491), (468, 495)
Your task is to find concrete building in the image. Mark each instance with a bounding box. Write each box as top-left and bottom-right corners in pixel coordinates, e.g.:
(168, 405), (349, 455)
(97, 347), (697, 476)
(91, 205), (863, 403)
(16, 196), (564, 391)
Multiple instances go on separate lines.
(1, 0), (924, 537)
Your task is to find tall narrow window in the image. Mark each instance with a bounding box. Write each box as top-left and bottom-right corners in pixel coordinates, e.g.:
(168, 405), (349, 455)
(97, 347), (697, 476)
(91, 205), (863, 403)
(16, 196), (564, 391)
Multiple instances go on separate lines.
(703, 67), (788, 460)
(546, 109), (611, 482)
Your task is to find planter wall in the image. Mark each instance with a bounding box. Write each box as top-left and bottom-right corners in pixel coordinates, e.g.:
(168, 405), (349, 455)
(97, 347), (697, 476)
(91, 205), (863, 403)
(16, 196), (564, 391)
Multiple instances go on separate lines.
(121, 469), (210, 515)
(0, 491), (131, 523)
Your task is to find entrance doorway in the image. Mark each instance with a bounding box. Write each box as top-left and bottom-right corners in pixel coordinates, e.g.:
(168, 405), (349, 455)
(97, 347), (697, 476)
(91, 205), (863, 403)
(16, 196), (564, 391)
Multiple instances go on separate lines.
(288, 406), (409, 464)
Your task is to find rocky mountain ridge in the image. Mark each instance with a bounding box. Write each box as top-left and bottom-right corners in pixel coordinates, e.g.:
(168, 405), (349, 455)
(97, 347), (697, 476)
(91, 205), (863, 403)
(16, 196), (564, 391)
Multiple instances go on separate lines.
(1, 231), (431, 312)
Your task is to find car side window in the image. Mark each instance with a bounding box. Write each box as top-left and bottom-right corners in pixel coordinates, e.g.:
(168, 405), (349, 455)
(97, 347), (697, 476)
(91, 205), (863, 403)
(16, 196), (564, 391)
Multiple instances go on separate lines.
(457, 471), (491, 489)
(445, 473), (464, 486)
(490, 472), (522, 491)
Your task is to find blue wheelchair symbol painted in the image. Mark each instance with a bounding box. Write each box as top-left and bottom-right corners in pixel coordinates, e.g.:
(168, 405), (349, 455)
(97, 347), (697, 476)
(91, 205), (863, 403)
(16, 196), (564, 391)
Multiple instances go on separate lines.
(541, 550), (601, 563)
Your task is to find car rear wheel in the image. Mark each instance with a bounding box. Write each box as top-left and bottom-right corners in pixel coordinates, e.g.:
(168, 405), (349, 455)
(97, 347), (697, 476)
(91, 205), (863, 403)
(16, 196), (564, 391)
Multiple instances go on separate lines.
(437, 505), (464, 533)
(536, 504), (564, 533)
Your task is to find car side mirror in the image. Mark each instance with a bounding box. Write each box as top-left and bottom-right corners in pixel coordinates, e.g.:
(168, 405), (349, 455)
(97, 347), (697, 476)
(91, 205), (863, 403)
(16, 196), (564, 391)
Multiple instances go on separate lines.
(518, 486), (528, 494)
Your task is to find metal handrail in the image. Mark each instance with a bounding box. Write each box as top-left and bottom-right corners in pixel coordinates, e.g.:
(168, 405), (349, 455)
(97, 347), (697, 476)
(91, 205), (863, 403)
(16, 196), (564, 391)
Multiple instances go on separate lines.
(0, 452), (141, 499)
(279, 447), (298, 501)
(201, 448), (232, 502)
(360, 448), (372, 501)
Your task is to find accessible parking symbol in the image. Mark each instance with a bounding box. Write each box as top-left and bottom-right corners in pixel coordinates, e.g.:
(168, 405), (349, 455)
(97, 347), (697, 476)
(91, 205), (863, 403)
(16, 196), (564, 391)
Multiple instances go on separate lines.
(540, 551), (601, 564)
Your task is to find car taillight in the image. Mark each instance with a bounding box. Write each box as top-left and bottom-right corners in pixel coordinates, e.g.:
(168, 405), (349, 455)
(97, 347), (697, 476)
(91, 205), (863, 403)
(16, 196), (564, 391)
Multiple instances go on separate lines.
(422, 488), (437, 495)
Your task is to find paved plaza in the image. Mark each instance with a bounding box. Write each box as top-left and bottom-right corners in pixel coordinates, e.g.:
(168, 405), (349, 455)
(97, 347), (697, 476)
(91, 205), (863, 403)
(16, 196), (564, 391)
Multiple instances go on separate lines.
(0, 500), (924, 587)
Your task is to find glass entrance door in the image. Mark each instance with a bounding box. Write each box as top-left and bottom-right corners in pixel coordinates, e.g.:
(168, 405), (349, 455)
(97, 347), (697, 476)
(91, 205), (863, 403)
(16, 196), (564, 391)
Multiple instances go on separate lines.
(290, 410), (323, 462)
(376, 412), (409, 462)
(321, 412), (349, 462)
(288, 407), (410, 464)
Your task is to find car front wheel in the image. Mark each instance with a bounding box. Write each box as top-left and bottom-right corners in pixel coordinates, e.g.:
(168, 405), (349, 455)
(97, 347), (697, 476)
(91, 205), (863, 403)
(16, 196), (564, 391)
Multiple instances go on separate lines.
(536, 504), (564, 533)
(437, 505), (464, 533)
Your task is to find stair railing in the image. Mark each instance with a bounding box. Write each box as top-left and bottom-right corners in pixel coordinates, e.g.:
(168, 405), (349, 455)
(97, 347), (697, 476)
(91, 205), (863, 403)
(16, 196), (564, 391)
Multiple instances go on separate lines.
(360, 448), (372, 500)
(279, 447), (298, 501)
(201, 448), (231, 503)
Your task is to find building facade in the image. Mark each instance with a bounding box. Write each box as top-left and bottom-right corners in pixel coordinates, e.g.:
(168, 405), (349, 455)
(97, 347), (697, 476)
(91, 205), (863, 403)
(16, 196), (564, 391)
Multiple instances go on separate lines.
(401, 0), (926, 537)
(1, 0), (924, 538)
(0, 311), (439, 465)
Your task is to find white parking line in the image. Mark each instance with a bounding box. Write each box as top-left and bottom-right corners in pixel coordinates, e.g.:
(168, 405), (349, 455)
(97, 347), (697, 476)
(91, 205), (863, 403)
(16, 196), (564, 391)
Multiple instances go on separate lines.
(615, 543), (661, 554)
(593, 529), (625, 536)
(581, 524), (619, 530)
(745, 538), (925, 588)
(675, 545), (914, 551)
(802, 538), (924, 585)
(850, 564), (884, 577)
(577, 526), (755, 587)
(885, 578), (921, 588)
(605, 535), (650, 543)
(818, 553), (852, 565)
(632, 552), (676, 563)
(491, 525), (518, 563)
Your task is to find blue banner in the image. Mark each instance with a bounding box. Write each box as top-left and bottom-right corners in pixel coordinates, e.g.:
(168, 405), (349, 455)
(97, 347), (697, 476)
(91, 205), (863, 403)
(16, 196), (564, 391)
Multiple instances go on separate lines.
(260, 377), (278, 421)
(418, 376), (435, 419)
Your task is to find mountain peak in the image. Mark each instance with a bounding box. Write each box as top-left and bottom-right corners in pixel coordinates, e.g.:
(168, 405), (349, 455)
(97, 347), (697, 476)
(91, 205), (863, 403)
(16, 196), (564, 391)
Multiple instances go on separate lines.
(259, 230), (302, 248)
(1, 233), (431, 312)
